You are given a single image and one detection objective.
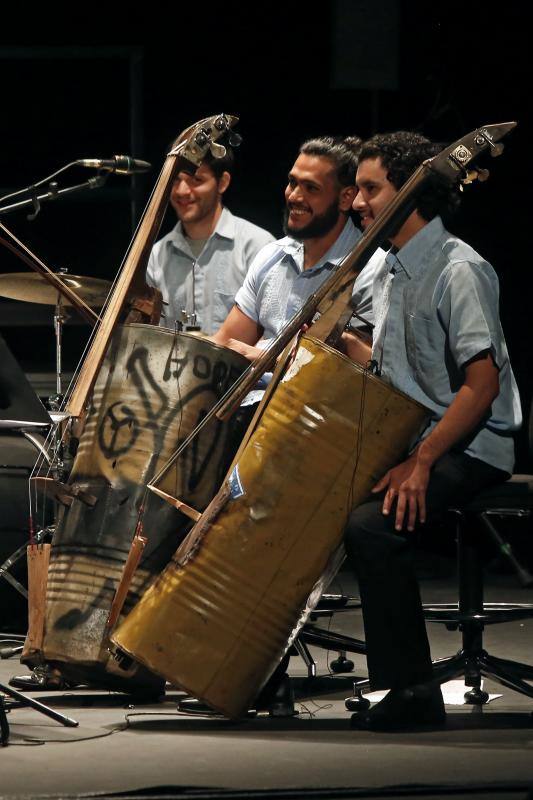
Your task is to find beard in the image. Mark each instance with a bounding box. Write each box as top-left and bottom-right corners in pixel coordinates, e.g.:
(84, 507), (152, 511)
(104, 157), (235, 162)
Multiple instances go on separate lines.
(282, 199), (342, 241)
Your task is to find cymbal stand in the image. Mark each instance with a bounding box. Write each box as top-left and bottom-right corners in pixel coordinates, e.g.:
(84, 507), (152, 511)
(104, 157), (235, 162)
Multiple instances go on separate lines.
(48, 270), (70, 482)
(1, 677), (78, 745)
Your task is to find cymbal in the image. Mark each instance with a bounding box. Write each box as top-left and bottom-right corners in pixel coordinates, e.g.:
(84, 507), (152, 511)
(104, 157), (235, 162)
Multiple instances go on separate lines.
(0, 272), (112, 307)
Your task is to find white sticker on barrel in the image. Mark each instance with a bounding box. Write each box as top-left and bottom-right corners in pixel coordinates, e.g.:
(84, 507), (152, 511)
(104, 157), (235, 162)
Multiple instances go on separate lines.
(228, 464), (245, 499)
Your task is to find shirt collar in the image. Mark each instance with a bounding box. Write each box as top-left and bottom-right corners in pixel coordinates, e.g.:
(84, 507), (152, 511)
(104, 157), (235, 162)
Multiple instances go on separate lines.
(212, 206), (235, 240)
(279, 217), (361, 274)
(169, 206), (235, 252)
(392, 216), (445, 279)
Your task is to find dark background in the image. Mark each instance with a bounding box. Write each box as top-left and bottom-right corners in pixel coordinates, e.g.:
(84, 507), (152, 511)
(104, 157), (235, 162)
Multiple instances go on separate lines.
(0, 2), (530, 464)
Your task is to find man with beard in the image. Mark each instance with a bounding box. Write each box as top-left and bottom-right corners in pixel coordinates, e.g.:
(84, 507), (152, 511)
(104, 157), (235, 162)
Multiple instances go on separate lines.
(176, 136), (376, 716)
(211, 136), (375, 359)
(147, 147), (274, 334)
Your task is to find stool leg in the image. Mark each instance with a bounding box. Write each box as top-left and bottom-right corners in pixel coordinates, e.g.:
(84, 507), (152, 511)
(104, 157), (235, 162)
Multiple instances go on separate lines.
(294, 638), (316, 679)
(479, 653), (533, 699)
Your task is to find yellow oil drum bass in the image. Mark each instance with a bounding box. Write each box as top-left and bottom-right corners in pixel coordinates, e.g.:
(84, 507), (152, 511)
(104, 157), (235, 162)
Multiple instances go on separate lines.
(112, 335), (429, 713)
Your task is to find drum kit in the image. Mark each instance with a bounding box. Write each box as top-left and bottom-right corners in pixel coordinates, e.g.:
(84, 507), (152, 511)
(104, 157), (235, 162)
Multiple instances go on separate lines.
(0, 269), (113, 615)
(0, 271), (111, 740)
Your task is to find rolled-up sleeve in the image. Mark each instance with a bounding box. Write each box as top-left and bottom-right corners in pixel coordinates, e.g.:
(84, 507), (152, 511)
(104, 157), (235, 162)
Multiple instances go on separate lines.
(234, 250), (263, 322)
(438, 261), (502, 369)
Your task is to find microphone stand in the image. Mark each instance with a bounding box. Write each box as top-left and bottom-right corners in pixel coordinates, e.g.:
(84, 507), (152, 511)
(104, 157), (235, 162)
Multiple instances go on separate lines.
(0, 173), (109, 218)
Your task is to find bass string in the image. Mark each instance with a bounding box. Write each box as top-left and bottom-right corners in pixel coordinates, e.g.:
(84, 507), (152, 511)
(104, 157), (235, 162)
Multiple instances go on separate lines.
(138, 322), (186, 522)
(60, 141), (188, 418)
(346, 362), (370, 520)
(28, 418), (71, 536)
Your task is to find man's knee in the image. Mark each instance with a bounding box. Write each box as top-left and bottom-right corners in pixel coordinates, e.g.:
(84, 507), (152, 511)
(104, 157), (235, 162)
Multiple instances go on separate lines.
(344, 499), (407, 563)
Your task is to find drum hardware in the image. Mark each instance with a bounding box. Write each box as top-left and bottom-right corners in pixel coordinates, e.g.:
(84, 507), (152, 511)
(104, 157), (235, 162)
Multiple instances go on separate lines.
(0, 679), (78, 746)
(0, 271), (112, 309)
(0, 267), (112, 483)
(0, 225), (99, 325)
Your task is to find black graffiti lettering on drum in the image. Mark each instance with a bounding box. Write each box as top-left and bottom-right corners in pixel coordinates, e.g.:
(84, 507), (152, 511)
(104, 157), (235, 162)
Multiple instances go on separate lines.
(164, 346), (242, 396)
(98, 382), (225, 462)
(52, 576), (116, 631)
(97, 347), (244, 464)
(129, 348), (169, 420)
(163, 350), (189, 382)
(99, 401), (140, 459)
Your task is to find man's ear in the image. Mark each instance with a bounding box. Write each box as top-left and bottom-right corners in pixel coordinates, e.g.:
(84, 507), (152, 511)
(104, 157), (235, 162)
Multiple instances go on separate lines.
(339, 184), (356, 212)
(218, 171), (231, 195)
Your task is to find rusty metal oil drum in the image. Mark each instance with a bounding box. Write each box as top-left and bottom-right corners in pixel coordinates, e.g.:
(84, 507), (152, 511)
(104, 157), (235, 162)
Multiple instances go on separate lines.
(112, 335), (429, 712)
(41, 323), (247, 689)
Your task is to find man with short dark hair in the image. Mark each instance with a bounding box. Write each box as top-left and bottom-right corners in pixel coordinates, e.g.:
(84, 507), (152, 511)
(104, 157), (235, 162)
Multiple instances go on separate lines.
(212, 135), (375, 360)
(147, 147), (274, 334)
(344, 131), (521, 730)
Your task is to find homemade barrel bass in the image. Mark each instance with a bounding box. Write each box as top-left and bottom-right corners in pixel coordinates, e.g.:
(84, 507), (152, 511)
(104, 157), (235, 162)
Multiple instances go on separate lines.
(20, 114), (244, 689)
(42, 324), (246, 688)
(112, 334), (429, 714)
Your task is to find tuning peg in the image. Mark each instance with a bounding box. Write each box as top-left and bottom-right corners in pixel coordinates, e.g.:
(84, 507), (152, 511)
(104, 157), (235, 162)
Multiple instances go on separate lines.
(210, 142), (227, 159)
(474, 132), (504, 158)
(214, 115), (229, 131)
(229, 132), (242, 147)
(194, 130), (209, 148)
(462, 167), (490, 185)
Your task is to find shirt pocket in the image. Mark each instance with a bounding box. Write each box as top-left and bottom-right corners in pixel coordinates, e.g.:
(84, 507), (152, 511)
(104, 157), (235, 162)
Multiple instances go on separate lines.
(405, 312), (447, 397)
(212, 290), (237, 329)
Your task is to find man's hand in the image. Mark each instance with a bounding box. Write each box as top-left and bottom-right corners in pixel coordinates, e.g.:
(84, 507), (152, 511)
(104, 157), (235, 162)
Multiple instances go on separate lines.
(372, 451), (431, 532)
(225, 338), (263, 361)
(372, 350), (500, 533)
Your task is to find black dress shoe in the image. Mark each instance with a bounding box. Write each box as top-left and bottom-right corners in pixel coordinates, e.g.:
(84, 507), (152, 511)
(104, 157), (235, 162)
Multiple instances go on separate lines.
(9, 667), (75, 691)
(350, 683), (446, 731)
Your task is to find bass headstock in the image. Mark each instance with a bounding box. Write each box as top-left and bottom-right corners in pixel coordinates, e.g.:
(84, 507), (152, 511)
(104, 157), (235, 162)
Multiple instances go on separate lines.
(169, 114), (241, 172)
(427, 121), (517, 187)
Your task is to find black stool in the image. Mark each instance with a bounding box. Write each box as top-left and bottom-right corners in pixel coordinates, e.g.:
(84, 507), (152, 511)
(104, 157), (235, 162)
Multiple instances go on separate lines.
(424, 474), (533, 703)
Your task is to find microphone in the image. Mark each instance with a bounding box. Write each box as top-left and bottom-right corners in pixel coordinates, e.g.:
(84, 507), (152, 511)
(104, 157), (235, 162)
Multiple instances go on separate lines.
(76, 155), (151, 174)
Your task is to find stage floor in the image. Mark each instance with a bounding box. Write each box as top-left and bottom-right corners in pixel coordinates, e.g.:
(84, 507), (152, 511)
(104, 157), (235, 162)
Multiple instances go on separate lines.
(1, 570), (533, 799)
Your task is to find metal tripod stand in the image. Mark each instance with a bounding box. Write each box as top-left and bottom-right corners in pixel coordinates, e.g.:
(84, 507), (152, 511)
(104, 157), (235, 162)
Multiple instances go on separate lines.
(1, 678), (78, 746)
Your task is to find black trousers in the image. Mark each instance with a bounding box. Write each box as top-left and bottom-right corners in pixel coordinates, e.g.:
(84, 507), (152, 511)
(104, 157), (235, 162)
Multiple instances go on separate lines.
(344, 451), (507, 691)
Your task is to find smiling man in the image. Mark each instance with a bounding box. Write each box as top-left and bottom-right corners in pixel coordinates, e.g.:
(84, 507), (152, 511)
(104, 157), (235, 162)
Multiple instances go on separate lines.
(147, 147), (274, 334)
(344, 131), (521, 731)
(212, 135), (375, 360)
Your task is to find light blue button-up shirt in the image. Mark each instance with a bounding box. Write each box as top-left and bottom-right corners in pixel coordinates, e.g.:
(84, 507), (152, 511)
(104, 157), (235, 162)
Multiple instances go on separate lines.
(372, 216), (521, 473)
(235, 218), (375, 343)
(147, 207), (275, 335)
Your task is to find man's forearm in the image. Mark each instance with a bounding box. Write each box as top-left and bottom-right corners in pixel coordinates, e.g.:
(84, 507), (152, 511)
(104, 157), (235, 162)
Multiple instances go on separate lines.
(340, 331), (373, 366)
(416, 353), (500, 469)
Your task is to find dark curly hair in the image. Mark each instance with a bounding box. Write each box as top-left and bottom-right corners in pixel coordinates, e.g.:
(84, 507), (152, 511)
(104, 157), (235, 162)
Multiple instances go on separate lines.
(358, 131), (461, 223)
(300, 135), (362, 188)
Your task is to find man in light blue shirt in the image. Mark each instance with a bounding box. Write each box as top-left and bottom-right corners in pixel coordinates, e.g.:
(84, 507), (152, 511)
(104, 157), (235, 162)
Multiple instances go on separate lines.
(147, 147), (274, 335)
(212, 136), (376, 360)
(344, 132), (522, 731)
